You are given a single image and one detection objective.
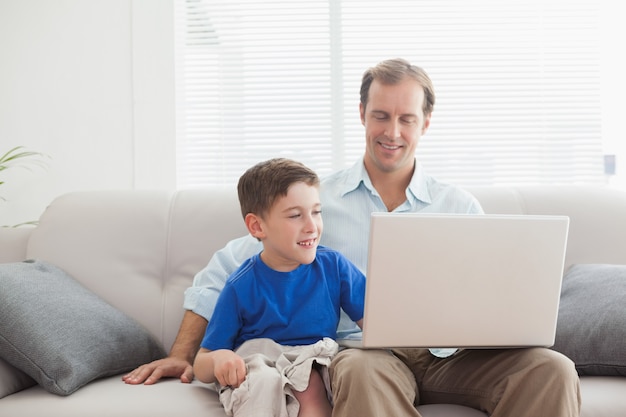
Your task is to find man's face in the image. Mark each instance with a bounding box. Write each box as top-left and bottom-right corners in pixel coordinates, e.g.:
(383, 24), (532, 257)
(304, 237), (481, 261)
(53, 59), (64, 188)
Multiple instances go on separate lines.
(360, 77), (431, 176)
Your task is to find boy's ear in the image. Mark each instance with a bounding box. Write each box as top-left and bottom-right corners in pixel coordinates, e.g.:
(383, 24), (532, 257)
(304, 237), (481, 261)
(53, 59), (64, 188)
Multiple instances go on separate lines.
(244, 213), (265, 240)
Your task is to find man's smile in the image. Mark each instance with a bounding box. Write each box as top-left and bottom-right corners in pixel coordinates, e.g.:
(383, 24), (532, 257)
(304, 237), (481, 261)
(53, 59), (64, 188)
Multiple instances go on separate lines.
(379, 141), (402, 151)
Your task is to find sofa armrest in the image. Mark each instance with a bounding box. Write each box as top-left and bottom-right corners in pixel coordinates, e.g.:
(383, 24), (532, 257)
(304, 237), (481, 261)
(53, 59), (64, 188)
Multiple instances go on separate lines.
(0, 227), (33, 263)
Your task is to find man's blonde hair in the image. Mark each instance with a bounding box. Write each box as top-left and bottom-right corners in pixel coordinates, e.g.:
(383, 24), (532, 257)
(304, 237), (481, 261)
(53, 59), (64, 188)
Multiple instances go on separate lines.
(360, 58), (435, 116)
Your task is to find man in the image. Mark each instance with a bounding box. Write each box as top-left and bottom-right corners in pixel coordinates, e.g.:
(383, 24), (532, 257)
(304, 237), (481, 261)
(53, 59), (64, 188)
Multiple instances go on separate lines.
(124, 58), (581, 416)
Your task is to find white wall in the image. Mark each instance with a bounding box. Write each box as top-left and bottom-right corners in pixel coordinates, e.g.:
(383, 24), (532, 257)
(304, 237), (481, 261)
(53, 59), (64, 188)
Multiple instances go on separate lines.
(0, 0), (175, 226)
(1, 0), (624, 226)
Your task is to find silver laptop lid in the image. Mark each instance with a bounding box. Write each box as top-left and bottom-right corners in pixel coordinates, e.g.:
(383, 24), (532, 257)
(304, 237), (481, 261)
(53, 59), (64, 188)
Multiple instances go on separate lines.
(361, 213), (569, 349)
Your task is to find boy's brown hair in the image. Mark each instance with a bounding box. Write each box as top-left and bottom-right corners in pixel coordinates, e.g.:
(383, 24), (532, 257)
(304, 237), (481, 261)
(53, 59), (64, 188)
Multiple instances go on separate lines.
(237, 158), (320, 219)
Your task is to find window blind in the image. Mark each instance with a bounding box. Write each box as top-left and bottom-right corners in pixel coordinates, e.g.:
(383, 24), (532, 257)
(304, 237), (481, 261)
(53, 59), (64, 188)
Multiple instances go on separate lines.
(174, 0), (603, 188)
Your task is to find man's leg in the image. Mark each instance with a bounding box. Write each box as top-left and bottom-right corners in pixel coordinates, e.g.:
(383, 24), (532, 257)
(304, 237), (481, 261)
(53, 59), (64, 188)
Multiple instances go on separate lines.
(397, 347), (581, 417)
(329, 348), (423, 417)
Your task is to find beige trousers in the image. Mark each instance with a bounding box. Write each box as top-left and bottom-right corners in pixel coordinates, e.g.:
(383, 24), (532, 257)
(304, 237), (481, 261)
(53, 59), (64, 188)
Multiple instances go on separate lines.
(219, 338), (338, 417)
(329, 347), (581, 417)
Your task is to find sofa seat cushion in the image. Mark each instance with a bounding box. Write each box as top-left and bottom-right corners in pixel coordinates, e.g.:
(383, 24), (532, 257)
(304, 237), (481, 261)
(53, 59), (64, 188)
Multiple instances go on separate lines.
(0, 377), (224, 417)
(0, 357), (35, 399)
(0, 375), (489, 417)
(0, 260), (166, 396)
(579, 376), (626, 417)
(552, 264), (626, 376)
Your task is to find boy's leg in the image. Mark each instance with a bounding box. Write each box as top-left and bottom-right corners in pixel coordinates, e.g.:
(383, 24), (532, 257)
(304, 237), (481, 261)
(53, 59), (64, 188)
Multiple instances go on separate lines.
(396, 347), (581, 417)
(329, 348), (423, 417)
(220, 354), (286, 417)
(292, 367), (332, 417)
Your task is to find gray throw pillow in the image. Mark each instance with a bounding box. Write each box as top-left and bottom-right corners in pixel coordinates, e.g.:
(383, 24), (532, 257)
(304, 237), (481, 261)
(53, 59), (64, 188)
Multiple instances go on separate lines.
(0, 260), (166, 395)
(552, 264), (626, 376)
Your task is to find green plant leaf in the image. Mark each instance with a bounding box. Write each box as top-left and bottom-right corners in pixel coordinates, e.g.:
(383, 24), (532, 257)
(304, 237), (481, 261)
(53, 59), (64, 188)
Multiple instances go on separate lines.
(0, 147), (50, 181)
(0, 146), (50, 226)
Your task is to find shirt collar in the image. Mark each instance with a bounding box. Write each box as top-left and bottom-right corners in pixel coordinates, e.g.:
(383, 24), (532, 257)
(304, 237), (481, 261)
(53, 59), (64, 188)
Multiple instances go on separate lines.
(407, 161), (433, 205)
(340, 159), (369, 196)
(340, 158), (433, 206)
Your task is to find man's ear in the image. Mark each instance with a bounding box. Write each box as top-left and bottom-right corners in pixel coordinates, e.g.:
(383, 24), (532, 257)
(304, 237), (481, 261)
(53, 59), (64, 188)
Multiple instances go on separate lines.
(244, 213), (265, 240)
(422, 112), (432, 135)
(359, 102), (366, 126)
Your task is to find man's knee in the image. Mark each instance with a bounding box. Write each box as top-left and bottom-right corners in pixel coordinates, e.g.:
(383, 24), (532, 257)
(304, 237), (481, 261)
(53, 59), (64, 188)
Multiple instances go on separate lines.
(329, 349), (420, 416)
(533, 348), (578, 383)
(330, 348), (392, 381)
(330, 348), (417, 393)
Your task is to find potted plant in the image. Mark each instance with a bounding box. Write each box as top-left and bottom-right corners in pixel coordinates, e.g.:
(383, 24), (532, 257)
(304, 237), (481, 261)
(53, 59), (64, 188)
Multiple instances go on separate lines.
(1, 146), (49, 227)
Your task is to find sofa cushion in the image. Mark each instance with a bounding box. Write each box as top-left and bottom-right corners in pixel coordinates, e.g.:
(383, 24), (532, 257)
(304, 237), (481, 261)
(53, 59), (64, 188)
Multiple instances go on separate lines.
(0, 260), (166, 395)
(552, 264), (626, 376)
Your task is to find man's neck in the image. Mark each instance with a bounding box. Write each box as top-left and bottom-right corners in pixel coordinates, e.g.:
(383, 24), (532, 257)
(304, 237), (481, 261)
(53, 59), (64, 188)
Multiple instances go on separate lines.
(364, 160), (415, 212)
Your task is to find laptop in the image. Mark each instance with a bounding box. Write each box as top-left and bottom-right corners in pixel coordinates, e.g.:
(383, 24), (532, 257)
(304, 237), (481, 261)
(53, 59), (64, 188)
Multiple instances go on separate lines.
(340, 212), (569, 349)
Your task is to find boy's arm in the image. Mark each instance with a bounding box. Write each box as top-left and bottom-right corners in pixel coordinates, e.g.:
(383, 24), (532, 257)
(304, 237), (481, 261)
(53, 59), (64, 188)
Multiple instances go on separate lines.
(194, 348), (247, 388)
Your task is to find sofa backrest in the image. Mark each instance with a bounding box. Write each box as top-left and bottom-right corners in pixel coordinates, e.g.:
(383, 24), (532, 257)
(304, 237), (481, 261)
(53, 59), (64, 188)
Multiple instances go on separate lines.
(25, 189), (246, 351)
(15, 185), (626, 351)
(467, 186), (626, 270)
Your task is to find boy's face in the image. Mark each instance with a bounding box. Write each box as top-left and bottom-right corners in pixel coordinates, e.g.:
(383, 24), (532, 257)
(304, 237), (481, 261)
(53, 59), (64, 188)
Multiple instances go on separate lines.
(252, 181), (322, 272)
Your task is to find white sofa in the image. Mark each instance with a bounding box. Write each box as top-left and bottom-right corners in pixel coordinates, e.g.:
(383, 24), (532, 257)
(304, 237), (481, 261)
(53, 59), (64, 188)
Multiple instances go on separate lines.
(1, 186), (626, 417)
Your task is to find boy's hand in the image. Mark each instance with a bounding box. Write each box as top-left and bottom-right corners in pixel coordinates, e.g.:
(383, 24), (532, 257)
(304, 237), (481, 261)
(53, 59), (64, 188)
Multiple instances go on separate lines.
(212, 350), (247, 388)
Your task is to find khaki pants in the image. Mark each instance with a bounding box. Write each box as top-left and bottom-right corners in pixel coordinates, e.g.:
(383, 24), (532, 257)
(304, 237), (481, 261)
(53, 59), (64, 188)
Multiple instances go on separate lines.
(329, 347), (581, 417)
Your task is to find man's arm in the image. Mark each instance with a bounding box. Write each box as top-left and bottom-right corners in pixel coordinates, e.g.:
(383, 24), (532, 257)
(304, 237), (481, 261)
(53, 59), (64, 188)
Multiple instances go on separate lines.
(122, 310), (207, 385)
(123, 234), (262, 385)
(184, 235), (263, 320)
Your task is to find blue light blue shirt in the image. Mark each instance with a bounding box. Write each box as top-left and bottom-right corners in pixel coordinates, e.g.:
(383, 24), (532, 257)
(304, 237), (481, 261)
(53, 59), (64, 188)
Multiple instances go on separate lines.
(201, 247), (365, 351)
(185, 159), (483, 356)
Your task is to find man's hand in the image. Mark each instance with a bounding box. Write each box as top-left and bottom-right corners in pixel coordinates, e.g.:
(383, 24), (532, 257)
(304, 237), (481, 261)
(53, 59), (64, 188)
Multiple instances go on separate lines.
(122, 357), (194, 385)
(122, 310), (207, 385)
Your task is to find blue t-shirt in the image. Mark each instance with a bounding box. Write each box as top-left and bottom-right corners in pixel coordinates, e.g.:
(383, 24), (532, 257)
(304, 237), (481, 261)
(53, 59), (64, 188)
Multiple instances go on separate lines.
(200, 246), (365, 351)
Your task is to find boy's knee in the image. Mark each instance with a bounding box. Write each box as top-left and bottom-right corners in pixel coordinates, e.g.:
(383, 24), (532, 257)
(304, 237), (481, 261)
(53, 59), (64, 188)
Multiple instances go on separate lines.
(245, 356), (282, 390)
(252, 366), (282, 386)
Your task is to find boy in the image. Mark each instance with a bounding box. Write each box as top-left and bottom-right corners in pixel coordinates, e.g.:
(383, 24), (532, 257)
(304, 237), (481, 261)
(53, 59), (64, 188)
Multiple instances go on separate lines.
(193, 158), (366, 417)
